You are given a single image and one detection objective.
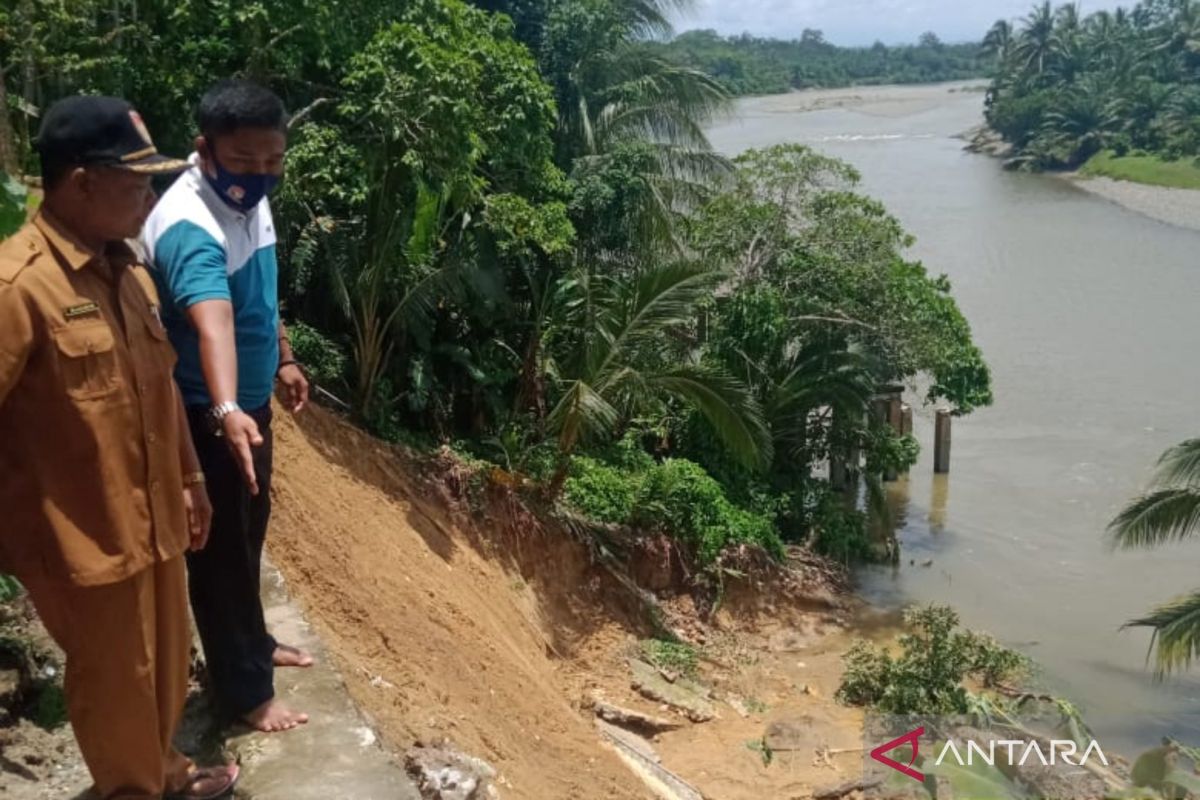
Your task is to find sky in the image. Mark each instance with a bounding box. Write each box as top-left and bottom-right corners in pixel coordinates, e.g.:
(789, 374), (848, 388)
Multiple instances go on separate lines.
(670, 0), (1125, 46)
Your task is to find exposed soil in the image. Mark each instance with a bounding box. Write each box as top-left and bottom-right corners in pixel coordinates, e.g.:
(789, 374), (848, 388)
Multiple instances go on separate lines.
(267, 406), (865, 800)
(0, 602), (88, 800)
(1, 403), (866, 799)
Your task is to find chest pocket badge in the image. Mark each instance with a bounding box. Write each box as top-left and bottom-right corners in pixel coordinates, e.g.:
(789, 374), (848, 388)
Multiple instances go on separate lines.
(54, 322), (121, 400)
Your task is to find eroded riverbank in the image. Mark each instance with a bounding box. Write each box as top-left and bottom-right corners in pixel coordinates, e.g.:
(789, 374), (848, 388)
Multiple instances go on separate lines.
(707, 82), (1200, 754)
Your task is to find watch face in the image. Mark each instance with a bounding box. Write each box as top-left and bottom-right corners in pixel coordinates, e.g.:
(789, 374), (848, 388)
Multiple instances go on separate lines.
(208, 409), (224, 437)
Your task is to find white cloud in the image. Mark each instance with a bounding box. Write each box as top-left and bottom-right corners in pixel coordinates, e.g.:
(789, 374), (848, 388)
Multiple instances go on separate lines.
(671, 0), (1126, 46)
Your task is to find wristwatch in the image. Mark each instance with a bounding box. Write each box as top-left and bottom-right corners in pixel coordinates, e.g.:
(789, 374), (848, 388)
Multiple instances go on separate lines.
(208, 401), (242, 437)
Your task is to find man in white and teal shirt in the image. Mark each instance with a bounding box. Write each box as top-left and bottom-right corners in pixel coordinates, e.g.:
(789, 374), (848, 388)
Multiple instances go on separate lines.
(142, 80), (310, 733)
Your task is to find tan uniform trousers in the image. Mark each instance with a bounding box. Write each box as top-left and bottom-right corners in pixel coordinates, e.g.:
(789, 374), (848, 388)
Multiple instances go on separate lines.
(22, 556), (195, 799)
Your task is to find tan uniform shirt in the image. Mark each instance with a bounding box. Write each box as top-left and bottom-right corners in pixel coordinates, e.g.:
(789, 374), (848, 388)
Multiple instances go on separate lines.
(0, 210), (188, 586)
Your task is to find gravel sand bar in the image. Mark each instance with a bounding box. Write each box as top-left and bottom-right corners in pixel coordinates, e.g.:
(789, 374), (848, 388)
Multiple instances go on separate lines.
(1064, 174), (1200, 232)
(744, 80), (988, 119)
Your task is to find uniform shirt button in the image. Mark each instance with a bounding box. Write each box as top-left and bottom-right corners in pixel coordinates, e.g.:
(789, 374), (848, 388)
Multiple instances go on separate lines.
(150, 480), (161, 493)
(147, 432), (157, 444)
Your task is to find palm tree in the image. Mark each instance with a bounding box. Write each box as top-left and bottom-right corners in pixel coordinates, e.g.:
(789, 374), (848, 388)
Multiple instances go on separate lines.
(543, 261), (771, 497)
(983, 19), (1015, 65)
(1017, 1), (1058, 75)
(762, 339), (879, 469)
(1054, 2), (1082, 36)
(1109, 439), (1200, 675)
(1034, 75), (1121, 166)
(1160, 84), (1200, 151)
(1158, 0), (1200, 55)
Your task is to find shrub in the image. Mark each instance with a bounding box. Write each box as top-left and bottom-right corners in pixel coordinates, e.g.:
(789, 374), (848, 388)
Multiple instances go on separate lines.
(287, 320), (348, 388)
(836, 604), (1027, 714)
(634, 458), (783, 565)
(865, 431), (920, 477)
(564, 457), (642, 524)
(807, 487), (873, 563)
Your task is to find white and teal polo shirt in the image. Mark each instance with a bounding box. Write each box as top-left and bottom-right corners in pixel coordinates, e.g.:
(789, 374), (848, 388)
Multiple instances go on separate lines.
(141, 157), (280, 410)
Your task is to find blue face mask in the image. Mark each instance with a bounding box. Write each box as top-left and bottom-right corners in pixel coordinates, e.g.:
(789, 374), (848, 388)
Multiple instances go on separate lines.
(203, 153), (280, 213)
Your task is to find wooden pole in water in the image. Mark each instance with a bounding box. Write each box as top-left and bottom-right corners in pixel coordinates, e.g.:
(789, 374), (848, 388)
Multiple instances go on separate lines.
(934, 408), (952, 474)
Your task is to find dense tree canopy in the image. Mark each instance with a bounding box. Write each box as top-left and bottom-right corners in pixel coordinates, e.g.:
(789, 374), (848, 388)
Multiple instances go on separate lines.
(651, 29), (986, 97)
(1, 0), (990, 571)
(984, 0), (1200, 169)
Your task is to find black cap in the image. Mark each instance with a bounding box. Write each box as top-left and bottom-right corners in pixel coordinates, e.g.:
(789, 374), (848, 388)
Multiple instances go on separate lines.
(35, 96), (188, 175)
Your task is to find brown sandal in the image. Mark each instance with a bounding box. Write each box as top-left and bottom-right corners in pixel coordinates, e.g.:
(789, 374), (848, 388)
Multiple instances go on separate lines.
(165, 764), (240, 800)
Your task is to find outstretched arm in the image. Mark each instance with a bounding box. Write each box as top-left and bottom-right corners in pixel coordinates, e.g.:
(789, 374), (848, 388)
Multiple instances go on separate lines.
(188, 299), (263, 495)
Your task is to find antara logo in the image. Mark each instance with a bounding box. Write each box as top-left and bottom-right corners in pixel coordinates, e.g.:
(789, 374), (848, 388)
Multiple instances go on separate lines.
(871, 726), (1110, 783)
(871, 726), (926, 781)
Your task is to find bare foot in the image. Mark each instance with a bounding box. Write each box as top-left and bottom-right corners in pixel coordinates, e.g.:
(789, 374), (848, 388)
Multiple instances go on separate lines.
(166, 764), (240, 799)
(273, 643), (314, 668)
(243, 698), (309, 733)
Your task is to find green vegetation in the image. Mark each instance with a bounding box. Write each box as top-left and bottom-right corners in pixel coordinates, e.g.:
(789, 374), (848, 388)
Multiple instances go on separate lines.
(984, 1), (1200, 172)
(2, 0), (990, 578)
(0, 574), (20, 604)
(1081, 150), (1200, 189)
(639, 639), (699, 678)
(652, 29), (986, 97)
(0, 172), (24, 237)
(836, 605), (1200, 799)
(836, 605), (1028, 714)
(1109, 439), (1200, 675)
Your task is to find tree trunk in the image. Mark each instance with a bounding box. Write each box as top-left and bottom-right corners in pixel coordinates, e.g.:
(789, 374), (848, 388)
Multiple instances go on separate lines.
(515, 327), (546, 426)
(546, 453), (572, 501)
(0, 73), (19, 176)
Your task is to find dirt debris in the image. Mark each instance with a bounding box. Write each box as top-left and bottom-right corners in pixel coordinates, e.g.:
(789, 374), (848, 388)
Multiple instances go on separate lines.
(2, 404), (866, 800)
(266, 406), (865, 800)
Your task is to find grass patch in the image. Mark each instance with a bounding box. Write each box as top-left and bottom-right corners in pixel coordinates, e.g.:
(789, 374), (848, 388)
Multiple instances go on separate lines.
(1081, 151), (1200, 190)
(639, 639), (699, 679)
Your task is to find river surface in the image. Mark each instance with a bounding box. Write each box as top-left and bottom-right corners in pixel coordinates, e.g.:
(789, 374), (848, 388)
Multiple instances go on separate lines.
(706, 82), (1200, 752)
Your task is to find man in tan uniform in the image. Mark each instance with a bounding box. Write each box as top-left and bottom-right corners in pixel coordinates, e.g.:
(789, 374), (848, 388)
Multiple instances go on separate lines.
(0, 96), (239, 799)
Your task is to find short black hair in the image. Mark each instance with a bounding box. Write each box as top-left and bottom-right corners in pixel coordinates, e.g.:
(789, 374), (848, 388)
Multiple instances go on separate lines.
(197, 79), (288, 140)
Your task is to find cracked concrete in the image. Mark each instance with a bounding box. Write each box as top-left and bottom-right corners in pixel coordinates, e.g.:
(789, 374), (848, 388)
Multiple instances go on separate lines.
(222, 561), (421, 800)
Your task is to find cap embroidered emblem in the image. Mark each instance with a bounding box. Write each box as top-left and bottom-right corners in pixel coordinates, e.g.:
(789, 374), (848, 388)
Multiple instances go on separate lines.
(129, 110), (154, 147)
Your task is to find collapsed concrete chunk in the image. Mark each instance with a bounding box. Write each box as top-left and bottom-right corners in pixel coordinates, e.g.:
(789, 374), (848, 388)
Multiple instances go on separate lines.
(405, 746), (500, 800)
(588, 691), (684, 733)
(628, 659), (716, 723)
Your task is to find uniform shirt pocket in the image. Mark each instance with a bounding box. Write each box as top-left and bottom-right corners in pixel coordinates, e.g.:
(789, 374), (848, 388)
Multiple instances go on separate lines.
(53, 322), (121, 400)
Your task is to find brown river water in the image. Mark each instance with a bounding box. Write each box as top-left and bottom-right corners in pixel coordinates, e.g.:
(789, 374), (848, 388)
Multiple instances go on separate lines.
(706, 82), (1200, 753)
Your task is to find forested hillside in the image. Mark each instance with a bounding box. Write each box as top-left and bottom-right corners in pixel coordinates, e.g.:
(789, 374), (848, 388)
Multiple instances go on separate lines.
(1, 0), (990, 578)
(652, 28), (985, 96)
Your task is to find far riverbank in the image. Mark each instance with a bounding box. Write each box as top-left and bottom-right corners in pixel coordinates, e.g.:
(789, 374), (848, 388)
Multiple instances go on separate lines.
(1062, 172), (1200, 232)
(962, 124), (1200, 232)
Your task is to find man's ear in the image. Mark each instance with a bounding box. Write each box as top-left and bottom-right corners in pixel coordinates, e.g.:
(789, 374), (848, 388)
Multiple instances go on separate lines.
(195, 135), (214, 177)
(65, 166), (91, 196)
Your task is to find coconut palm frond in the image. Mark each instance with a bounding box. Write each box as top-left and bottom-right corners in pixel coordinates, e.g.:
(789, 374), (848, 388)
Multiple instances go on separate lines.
(1154, 438), (1200, 486)
(1125, 590), (1200, 677)
(547, 379), (621, 452)
(1108, 487), (1200, 550)
(648, 366), (773, 470)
